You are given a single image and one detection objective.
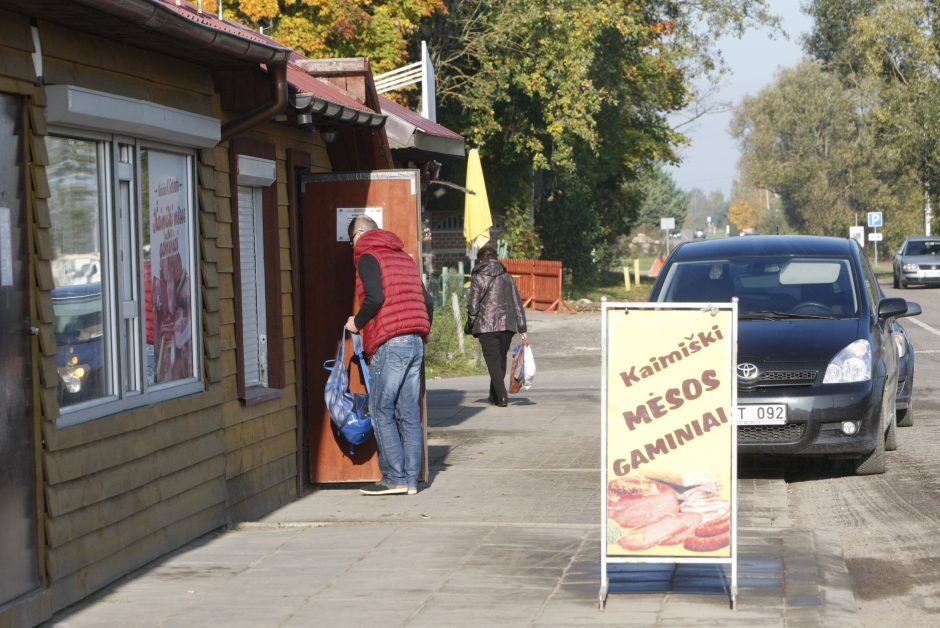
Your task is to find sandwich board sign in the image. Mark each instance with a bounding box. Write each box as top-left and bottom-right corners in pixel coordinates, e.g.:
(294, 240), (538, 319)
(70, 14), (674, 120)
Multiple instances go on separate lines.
(600, 300), (738, 609)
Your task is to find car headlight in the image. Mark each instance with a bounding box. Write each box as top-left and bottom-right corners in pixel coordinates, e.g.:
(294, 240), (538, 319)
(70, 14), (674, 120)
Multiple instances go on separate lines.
(823, 339), (872, 383)
(894, 333), (906, 359)
(902, 262), (919, 272)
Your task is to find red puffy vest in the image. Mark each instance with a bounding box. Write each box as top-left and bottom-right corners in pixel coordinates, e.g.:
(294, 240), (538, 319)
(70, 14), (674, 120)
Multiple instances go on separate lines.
(354, 230), (430, 356)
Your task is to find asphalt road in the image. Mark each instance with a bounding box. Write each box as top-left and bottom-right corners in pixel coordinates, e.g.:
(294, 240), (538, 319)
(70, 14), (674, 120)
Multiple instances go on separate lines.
(782, 281), (940, 627)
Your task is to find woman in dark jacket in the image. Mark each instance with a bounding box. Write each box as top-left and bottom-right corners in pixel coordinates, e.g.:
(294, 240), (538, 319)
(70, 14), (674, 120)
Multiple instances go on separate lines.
(466, 245), (527, 406)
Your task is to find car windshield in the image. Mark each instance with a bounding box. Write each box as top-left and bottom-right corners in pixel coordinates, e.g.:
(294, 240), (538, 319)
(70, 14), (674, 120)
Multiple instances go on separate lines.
(52, 283), (103, 345)
(904, 240), (940, 256)
(657, 256), (859, 319)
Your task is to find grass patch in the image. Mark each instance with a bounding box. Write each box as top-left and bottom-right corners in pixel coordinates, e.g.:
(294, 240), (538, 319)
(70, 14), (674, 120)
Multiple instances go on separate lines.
(424, 303), (487, 379)
(567, 269), (654, 303)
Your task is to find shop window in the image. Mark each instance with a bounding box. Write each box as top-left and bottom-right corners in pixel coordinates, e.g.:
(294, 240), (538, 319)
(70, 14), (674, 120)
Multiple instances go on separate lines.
(46, 135), (201, 425)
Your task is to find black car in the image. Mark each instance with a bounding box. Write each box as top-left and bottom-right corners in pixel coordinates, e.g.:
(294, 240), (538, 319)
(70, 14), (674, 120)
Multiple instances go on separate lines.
(648, 235), (920, 475)
(893, 236), (940, 288)
(53, 282), (106, 404)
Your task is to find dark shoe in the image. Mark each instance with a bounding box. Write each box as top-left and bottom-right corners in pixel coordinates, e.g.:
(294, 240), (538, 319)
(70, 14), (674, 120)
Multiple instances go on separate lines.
(497, 398), (508, 407)
(359, 482), (408, 496)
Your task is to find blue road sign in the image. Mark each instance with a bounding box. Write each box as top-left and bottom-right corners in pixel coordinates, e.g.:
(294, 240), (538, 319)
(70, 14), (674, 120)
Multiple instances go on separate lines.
(867, 211), (883, 228)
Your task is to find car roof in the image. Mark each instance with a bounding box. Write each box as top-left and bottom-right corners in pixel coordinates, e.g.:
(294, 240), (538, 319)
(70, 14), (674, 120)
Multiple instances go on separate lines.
(667, 235), (856, 261)
(904, 236), (940, 242)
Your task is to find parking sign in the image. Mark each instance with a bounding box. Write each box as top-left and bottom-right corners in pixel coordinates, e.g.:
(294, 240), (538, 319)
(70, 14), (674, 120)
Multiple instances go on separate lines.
(867, 211), (883, 228)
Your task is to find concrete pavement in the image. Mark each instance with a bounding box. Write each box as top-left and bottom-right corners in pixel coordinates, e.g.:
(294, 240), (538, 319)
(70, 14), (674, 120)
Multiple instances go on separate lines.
(44, 311), (859, 627)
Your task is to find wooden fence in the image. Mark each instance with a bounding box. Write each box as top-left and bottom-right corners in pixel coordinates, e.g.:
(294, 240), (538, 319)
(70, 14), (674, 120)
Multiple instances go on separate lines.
(501, 258), (570, 312)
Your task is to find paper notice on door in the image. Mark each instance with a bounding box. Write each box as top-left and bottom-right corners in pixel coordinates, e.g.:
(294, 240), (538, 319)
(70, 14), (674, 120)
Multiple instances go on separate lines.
(1, 207), (12, 287)
(337, 207), (383, 242)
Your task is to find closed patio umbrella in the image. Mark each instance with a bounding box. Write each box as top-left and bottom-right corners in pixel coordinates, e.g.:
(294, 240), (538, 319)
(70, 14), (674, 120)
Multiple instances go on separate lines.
(463, 148), (492, 264)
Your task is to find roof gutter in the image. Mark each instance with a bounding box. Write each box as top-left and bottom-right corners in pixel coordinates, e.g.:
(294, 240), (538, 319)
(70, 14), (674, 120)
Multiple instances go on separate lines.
(75, 0), (291, 65)
(221, 62), (288, 141)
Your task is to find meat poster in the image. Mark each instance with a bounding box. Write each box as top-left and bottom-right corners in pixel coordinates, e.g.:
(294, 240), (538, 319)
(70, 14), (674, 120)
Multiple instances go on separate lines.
(147, 151), (193, 383)
(604, 306), (736, 559)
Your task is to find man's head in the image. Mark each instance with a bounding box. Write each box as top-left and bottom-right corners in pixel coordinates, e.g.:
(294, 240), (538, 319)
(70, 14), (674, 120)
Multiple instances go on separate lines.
(348, 215), (379, 247)
(476, 244), (498, 262)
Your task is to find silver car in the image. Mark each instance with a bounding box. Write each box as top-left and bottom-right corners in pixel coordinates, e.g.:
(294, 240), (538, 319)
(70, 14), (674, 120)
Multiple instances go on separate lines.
(893, 236), (940, 288)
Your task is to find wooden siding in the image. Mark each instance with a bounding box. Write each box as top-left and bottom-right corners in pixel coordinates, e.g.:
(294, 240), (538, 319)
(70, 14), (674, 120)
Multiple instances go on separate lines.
(1, 8), (339, 625)
(215, 121), (330, 520)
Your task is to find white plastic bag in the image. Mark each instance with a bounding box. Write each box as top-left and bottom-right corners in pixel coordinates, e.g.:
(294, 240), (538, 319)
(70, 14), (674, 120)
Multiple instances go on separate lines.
(522, 342), (536, 390)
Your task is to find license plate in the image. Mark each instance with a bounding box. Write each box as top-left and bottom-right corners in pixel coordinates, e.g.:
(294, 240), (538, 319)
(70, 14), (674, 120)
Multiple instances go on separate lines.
(736, 404), (787, 425)
(922, 270), (940, 278)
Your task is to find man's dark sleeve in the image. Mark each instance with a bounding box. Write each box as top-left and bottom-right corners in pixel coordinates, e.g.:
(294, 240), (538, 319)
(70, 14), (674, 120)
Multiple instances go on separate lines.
(354, 254), (384, 330)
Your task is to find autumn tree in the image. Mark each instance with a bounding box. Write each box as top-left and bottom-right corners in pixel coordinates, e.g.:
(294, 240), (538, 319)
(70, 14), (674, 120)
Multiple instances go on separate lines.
(203, 0), (445, 73)
(727, 198), (760, 232)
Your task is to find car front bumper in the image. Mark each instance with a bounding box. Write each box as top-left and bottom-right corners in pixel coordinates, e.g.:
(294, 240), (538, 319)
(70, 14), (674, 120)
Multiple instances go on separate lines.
(737, 380), (883, 457)
(900, 270), (940, 285)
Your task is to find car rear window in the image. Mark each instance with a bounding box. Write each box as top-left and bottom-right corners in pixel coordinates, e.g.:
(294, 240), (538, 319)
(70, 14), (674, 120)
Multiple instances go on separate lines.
(658, 257), (859, 317)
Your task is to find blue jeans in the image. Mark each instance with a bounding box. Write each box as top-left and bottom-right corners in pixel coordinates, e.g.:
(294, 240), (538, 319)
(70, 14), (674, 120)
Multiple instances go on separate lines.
(368, 334), (424, 488)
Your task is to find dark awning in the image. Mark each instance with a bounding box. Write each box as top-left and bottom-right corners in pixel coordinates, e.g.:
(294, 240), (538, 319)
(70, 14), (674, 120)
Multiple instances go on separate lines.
(379, 96), (465, 162)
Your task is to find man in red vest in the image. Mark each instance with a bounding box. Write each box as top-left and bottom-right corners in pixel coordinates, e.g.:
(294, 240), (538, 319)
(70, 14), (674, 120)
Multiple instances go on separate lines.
(346, 216), (433, 495)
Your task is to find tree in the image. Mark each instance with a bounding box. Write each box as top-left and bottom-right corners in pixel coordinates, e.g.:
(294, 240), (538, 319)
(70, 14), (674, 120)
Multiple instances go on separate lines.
(425, 0), (778, 277)
(730, 61), (872, 236)
(636, 165), (690, 230)
(802, 0), (940, 245)
(205, 0), (445, 73)
(727, 198), (760, 232)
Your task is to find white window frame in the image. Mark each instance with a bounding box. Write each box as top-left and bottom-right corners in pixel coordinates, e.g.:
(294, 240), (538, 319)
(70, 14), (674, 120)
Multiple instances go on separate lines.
(48, 128), (203, 427)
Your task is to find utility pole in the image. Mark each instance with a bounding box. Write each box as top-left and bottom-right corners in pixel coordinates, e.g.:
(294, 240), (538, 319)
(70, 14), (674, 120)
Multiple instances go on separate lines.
(926, 182), (933, 237)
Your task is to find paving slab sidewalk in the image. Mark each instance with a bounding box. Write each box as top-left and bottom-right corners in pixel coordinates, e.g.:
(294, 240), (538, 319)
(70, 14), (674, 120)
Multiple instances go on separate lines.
(45, 311), (859, 628)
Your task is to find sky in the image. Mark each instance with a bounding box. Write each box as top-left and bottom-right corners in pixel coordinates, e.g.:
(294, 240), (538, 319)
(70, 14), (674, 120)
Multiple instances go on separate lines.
(667, 3), (815, 197)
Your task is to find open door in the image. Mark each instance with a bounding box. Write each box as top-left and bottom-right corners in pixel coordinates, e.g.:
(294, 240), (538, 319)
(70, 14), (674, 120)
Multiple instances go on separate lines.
(300, 170), (427, 483)
(0, 92), (40, 606)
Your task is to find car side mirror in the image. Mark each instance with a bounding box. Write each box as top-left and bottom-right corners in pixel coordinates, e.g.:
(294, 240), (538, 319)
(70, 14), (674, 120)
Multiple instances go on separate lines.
(877, 297), (910, 319)
(900, 300), (922, 318)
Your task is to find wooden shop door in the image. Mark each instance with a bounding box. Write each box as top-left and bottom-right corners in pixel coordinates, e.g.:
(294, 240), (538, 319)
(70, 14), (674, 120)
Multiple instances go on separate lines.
(300, 171), (427, 483)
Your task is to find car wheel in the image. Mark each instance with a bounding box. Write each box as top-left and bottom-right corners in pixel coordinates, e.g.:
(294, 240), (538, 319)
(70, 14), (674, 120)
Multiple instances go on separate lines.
(897, 398), (914, 428)
(854, 385), (890, 475)
(893, 272), (900, 289)
(885, 412), (897, 451)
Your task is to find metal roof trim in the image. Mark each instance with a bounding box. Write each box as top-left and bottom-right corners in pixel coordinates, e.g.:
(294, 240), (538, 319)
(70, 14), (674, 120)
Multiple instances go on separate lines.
(75, 0), (292, 65)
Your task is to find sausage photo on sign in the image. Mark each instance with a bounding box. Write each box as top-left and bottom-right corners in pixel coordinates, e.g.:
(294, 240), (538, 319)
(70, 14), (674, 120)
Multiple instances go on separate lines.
(607, 471), (730, 553)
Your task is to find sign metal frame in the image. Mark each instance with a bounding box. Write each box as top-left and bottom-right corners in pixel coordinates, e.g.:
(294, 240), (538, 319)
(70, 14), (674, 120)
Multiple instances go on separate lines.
(599, 300), (738, 610)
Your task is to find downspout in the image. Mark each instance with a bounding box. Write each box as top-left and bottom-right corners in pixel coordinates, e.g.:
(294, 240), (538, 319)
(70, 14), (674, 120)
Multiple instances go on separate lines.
(221, 62), (288, 142)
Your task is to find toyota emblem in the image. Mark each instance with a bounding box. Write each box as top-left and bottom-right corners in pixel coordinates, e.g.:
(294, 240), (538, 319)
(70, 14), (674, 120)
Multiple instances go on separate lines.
(737, 363), (759, 380)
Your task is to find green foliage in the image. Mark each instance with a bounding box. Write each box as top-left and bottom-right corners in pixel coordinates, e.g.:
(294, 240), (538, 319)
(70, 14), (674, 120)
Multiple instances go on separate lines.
(501, 204), (543, 259)
(424, 299), (486, 379)
(428, 0), (777, 278)
(635, 165), (690, 230)
(211, 0), (446, 73)
(733, 1), (940, 248)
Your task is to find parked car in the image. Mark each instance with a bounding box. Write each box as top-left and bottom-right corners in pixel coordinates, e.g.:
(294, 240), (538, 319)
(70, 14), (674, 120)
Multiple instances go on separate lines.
(52, 282), (105, 404)
(894, 322), (915, 427)
(893, 236), (940, 288)
(648, 235), (921, 475)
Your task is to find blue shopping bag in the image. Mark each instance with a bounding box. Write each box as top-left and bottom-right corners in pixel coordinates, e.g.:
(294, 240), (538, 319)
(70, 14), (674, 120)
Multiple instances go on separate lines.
(323, 328), (373, 454)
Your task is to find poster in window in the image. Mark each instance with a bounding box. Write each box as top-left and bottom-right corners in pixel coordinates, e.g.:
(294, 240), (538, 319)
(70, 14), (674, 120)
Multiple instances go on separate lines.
(147, 151), (193, 383)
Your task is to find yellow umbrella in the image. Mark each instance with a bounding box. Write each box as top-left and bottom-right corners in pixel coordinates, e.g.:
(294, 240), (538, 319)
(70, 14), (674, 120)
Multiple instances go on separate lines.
(463, 148), (492, 252)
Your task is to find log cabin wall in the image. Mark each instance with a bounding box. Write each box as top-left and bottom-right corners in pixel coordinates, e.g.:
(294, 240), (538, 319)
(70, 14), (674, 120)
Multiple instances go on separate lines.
(0, 11), (334, 626)
(217, 123), (331, 521)
(34, 18), (229, 616)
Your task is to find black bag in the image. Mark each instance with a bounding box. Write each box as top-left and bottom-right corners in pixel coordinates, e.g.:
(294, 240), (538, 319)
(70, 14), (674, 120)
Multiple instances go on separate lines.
(464, 316), (474, 335)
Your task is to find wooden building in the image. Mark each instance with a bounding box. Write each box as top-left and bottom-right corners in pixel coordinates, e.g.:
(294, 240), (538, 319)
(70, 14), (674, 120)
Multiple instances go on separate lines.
(0, 2), (460, 626)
